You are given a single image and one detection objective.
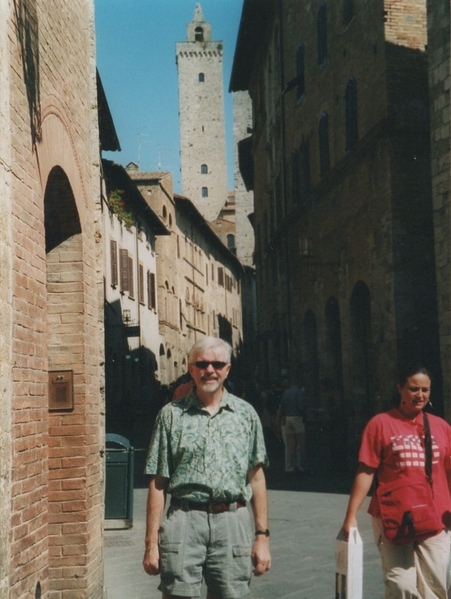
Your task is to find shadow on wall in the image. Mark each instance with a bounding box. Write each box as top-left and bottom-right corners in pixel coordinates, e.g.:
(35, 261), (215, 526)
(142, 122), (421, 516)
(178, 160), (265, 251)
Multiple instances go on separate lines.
(13, 0), (42, 144)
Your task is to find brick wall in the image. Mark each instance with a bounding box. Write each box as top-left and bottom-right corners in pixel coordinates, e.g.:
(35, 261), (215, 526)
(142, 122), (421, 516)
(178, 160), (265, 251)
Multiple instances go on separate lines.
(5, 0), (103, 598)
(245, 0), (439, 423)
(427, 0), (451, 417)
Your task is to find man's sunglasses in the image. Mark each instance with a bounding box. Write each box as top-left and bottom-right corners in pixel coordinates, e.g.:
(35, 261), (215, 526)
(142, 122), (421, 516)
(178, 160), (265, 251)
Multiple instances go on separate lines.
(194, 361), (228, 370)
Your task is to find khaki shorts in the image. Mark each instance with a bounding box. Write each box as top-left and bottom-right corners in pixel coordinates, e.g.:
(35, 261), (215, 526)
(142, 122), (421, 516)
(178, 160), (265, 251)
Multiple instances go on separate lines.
(158, 501), (253, 598)
(284, 416), (305, 435)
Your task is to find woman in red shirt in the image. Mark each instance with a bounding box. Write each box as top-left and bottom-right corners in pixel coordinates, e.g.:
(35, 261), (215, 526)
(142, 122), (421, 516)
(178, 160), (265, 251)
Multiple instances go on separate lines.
(341, 366), (451, 599)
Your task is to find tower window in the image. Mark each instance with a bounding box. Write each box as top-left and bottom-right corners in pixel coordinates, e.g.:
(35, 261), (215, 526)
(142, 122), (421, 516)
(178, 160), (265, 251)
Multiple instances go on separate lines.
(198, 73), (205, 82)
(317, 3), (328, 67)
(299, 135), (311, 199)
(195, 27), (204, 42)
(343, 0), (354, 24)
(202, 187), (208, 198)
(201, 164), (208, 174)
(345, 77), (358, 151)
(319, 112), (330, 176)
(296, 44), (305, 100)
(227, 234), (235, 249)
(291, 149), (301, 205)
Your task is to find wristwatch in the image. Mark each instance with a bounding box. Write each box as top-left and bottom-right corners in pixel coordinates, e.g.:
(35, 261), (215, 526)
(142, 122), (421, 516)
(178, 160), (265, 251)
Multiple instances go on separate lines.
(255, 529), (270, 537)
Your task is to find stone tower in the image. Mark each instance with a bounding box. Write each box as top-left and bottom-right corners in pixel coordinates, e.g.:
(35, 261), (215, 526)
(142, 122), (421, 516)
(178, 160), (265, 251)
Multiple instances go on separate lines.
(176, 3), (229, 222)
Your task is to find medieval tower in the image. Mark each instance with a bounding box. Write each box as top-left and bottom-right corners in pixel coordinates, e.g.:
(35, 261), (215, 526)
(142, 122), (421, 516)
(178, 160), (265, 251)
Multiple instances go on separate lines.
(176, 3), (229, 223)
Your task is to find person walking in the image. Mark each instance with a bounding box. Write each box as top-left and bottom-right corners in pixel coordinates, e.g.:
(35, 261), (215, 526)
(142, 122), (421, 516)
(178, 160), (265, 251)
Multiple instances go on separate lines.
(278, 378), (308, 473)
(143, 336), (271, 599)
(341, 366), (451, 598)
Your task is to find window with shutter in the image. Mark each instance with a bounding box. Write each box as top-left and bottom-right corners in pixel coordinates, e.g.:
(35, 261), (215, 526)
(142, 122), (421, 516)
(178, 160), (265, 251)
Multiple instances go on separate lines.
(218, 267), (224, 287)
(317, 3), (328, 68)
(119, 249), (129, 292)
(147, 271), (156, 310)
(319, 112), (330, 176)
(110, 240), (118, 287)
(138, 263), (144, 304)
(128, 256), (134, 299)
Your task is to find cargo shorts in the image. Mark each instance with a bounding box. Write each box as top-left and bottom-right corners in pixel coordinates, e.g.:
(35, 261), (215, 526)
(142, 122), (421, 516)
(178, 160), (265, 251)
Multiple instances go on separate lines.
(158, 501), (253, 598)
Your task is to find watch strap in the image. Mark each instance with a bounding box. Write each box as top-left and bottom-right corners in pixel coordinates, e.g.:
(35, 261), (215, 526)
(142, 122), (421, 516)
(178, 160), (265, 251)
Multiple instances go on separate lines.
(255, 528), (270, 537)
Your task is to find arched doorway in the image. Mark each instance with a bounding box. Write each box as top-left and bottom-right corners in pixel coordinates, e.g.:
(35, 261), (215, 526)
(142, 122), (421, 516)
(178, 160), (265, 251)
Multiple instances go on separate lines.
(302, 310), (320, 410)
(44, 165), (84, 583)
(350, 281), (372, 423)
(324, 296), (343, 393)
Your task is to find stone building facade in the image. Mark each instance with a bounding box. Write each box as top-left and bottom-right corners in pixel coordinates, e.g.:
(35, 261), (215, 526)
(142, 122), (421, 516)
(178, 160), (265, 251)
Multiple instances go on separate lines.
(0, 1), (104, 598)
(176, 3), (229, 223)
(231, 0), (441, 433)
(427, 0), (451, 418)
(127, 167), (244, 388)
(101, 160), (169, 453)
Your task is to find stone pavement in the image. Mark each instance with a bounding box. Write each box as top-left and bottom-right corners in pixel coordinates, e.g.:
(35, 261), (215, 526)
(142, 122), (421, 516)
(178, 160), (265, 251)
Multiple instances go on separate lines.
(104, 436), (384, 599)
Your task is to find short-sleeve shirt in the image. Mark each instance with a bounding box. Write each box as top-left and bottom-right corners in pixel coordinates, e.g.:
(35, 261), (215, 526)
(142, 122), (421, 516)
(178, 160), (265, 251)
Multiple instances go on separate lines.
(279, 385), (305, 417)
(359, 408), (451, 523)
(145, 388), (269, 503)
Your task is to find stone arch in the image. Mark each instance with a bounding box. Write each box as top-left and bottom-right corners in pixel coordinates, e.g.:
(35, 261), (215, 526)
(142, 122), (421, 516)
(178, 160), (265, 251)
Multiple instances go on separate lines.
(36, 97), (88, 223)
(350, 281), (373, 420)
(303, 310), (320, 409)
(44, 164), (85, 584)
(324, 296), (343, 393)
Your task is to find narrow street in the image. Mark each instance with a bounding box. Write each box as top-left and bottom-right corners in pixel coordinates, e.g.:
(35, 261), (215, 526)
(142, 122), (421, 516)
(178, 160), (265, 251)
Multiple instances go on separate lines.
(104, 435), (383, 599)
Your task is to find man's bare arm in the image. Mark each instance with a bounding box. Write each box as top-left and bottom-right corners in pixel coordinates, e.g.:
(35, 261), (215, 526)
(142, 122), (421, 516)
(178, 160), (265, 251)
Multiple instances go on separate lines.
(142, 475), (169, 576)
(248, 465), (271, 576)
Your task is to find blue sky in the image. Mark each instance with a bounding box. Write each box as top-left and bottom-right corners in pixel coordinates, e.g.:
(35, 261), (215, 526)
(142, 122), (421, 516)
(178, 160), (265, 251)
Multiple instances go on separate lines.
(95, 0), (243, 192)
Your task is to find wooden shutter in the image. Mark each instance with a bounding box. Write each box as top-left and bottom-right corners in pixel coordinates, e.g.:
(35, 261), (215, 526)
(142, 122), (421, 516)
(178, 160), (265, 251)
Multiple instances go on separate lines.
(150, 273), (156, 309)
(128, 256), (134, 299)
(218, 267), (224, 287)
(110, 240), (118, 287)
(119, 249), (129, 292)
(138, 263), (144, 304)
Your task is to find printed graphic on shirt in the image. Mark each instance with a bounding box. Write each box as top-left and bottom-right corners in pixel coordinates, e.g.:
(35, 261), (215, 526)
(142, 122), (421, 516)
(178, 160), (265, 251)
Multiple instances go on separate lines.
(391, 434), (439, 468)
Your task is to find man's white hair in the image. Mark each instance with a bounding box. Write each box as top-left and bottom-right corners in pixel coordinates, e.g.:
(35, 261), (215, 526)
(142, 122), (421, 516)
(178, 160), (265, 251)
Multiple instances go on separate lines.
(188, 336), (232, 363)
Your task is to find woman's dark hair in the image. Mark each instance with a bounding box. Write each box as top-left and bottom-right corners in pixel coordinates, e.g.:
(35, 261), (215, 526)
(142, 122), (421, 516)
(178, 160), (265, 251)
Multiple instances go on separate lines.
(396, 365), (432, 388)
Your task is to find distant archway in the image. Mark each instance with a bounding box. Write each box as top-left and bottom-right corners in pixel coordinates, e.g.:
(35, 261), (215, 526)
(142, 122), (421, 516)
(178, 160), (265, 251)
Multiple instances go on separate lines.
(350, 281), (372, 419)
(303, 310), (320, 409)
(324, 297), (343, 393)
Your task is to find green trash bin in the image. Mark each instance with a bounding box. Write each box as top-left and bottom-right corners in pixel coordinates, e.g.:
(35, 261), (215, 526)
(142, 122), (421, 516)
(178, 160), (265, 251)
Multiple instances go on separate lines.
(105, 433), (134, 529)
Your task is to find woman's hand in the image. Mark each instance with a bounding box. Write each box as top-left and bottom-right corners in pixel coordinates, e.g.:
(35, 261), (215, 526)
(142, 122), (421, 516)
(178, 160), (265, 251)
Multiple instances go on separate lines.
(340, 515), (358, 541)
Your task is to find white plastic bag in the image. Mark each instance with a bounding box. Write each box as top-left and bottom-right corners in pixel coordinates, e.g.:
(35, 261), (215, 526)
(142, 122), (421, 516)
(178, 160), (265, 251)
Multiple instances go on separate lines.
(335, 527), (363, 599)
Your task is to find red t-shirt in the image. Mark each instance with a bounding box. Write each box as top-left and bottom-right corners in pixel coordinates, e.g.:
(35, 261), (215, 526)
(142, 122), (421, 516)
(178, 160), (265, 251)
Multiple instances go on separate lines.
(359, 408), (451, 524)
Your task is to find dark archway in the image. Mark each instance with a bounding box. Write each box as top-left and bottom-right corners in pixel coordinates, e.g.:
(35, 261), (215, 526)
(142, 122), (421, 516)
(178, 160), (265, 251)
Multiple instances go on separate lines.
(324, 296), (343, 393)
(350, 281), (372, 421)
(303, 310), (320, 410)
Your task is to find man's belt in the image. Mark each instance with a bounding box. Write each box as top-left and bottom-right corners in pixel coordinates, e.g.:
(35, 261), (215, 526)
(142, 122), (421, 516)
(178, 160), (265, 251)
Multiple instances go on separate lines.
(170, 497), (246, 514)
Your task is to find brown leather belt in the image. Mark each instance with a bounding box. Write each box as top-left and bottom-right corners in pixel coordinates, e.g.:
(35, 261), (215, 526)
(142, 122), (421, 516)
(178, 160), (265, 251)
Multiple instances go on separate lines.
(170, 497), (246, 514)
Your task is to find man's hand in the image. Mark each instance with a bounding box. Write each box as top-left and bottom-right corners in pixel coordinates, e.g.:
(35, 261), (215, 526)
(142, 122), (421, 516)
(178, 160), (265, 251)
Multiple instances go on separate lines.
(142, 545), (160, 576)
(251, 536), (271, 576)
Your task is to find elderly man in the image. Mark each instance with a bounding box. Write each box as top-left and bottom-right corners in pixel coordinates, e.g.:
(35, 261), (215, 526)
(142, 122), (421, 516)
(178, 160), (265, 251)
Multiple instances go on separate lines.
(143, 336), (271, 599)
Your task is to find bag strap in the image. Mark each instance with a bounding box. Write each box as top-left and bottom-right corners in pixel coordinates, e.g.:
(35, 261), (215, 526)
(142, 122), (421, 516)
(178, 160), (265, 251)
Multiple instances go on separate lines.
(423, 412), (433, 486)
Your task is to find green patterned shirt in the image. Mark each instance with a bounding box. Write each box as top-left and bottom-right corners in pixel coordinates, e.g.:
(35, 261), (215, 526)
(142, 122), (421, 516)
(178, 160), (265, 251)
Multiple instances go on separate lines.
(145, 389), (269, 503)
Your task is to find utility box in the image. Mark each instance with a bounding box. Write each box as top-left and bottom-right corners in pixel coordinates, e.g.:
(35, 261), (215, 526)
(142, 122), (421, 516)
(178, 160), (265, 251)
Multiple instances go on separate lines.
(105, 434), (134, 529)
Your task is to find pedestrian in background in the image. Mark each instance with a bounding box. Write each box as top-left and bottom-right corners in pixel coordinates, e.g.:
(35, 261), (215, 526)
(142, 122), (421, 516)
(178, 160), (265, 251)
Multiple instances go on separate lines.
(143, 336), (271, 599)
(277, 377), (308, 473)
